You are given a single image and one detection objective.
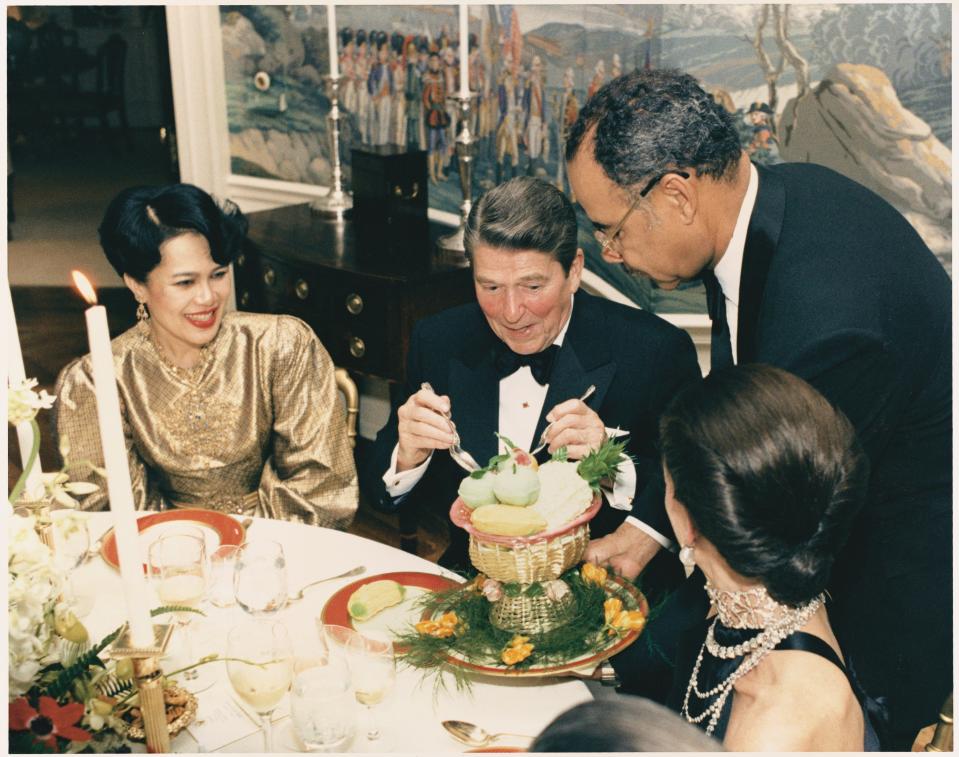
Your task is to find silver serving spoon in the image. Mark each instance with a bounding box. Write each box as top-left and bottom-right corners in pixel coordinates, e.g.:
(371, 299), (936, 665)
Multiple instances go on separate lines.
(287, 566), (366, 601)
(442, 720), (533, 748)
(420, 382), (481, 472)
(530, 384), (597, 456)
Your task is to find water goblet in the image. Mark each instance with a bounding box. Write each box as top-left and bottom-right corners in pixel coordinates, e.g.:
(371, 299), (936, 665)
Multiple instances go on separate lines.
(208, 544), (241, 608)
(290, 655), (355, 752)
(50, 509), (90, 570)
(148, 532), (214, 691)
(234, 541), (288, 615)
(324, 625), (395, 744)
(226, 620), (294, 752)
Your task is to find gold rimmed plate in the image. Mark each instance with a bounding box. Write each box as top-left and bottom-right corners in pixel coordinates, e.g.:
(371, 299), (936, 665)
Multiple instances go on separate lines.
(100, 509), (245, 573)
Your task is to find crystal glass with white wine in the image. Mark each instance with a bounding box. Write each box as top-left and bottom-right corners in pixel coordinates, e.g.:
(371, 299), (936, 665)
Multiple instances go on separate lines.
(227, 621), (294, 752)
(148, 531), (213, 691)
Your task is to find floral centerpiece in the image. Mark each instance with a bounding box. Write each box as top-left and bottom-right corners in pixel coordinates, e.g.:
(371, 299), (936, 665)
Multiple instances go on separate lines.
(7, 380), (203, 752)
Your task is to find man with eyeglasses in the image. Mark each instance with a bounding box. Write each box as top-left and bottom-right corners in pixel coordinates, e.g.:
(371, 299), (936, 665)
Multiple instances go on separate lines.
(566, 68), (951, 749)
(361, 176), (700, 581)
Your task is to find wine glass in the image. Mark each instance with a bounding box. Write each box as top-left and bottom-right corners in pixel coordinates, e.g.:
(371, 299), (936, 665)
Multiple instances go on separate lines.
(325, 626), (396, 744)
(50, 509), (90, 570)
(290, 655), (354, 752)
(233, 541), (288, 615)
(148, 532), (214, 691)
(226, 621), (294, 752)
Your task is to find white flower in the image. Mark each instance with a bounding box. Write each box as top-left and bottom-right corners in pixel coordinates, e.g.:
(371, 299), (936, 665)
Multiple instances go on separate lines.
(545, 579), (571, 602)
(482, 578), (503, 602)
(7, 377), (56, 425)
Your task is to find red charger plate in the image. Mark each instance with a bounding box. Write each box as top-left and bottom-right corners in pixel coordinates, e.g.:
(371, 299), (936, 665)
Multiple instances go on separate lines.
(321, 570), (461, 651)
(99, 508), (246, 573)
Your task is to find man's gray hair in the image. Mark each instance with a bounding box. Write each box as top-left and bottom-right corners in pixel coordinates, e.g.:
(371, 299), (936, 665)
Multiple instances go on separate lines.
(464, 177), (578, 274)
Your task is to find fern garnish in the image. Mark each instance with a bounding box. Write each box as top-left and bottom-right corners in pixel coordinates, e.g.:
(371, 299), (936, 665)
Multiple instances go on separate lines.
(576, 436), (630, 492)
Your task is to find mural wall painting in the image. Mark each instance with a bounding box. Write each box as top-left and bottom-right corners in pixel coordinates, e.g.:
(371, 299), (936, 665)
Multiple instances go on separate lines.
(220, 4), (951, 314)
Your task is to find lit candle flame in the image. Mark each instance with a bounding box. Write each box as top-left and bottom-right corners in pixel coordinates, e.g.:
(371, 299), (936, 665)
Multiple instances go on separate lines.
(71, 271), (98, 306)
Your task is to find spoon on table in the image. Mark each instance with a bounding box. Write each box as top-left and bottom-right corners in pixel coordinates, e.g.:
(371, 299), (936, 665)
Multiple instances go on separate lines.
(530, 384), (597, 456)
(442, 720), (534, 748)
(287, 565), (366, 602)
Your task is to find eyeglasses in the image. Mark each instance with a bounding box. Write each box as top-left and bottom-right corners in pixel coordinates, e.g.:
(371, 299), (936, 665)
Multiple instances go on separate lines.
(594, 170), (691, 254)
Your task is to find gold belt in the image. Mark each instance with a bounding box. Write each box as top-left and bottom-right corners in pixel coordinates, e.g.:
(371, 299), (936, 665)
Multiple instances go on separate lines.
(169, 491), (259, 516)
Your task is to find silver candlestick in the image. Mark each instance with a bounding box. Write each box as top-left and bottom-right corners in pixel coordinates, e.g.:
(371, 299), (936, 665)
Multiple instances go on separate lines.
(311, 74), (353, 218)
(436, 92), (478, 264)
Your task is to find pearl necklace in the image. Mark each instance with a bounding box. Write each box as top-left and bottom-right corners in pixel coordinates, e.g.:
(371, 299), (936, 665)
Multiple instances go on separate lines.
(682, 592), (824, 735)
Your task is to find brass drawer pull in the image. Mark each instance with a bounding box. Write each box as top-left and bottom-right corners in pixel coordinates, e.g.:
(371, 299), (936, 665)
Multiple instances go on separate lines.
(263, 267), (276, 287)
(349, 337), (366, 359)
(295, 279), (309, 300)
(239, 290), (250, 307)
(345, 293), (364, 315)
(393, 182), (419, 200)
(236, 253), (246, 267)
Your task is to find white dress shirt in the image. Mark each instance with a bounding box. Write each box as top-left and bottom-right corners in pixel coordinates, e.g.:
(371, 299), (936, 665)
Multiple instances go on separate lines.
(382, 297), (671, 546)
(711, 161), (759, 364)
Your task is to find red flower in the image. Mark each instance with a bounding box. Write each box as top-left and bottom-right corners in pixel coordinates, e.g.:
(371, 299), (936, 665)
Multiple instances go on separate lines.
(9, 696), (92, 750)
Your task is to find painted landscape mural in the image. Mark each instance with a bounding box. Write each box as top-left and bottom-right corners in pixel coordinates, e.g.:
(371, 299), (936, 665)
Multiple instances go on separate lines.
(220, 4), (952, 313)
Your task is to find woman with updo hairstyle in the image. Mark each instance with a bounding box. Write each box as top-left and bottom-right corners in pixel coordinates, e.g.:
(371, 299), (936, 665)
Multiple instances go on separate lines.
(660, 364), (882, 750)
(55, 184), (358, 526)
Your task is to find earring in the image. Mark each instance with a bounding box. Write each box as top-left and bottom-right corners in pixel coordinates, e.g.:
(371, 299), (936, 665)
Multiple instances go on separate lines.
(136, 302), (149, 322)
(679, 544), (696, 579)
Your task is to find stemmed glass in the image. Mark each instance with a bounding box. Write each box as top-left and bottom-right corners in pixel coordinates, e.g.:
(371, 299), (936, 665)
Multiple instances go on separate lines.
(324, 625), (396, 744)
(148, 531), (214, 692)
(226, 621), (294, 752)
(233, 541), (288, 615)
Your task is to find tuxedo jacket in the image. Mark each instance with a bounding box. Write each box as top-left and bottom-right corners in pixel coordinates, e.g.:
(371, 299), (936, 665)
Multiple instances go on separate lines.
(738, 162), (952, 742)
(360, 289), (700, 569)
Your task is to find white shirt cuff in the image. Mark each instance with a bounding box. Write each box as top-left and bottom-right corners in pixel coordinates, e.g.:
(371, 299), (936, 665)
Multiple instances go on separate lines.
(383, 445), (431, 500)
(624, 515), (675, 551)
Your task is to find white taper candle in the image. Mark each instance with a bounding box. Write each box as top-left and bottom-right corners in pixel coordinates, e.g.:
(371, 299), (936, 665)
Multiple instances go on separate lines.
(3, 280), (45, 501)
(459, 3), (469, 97)
(73, 272), (154, 647)
(327, 1), (339, 79)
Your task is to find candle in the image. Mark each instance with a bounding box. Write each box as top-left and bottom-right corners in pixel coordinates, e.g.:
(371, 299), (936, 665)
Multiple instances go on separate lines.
(3, 281), (44, 501)
(71, 271), (154, 647)
(459, 3), (469, 97)
(327, 1), (339, 79)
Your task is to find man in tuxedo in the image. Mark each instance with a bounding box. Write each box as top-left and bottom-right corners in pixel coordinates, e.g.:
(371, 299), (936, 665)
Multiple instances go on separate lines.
(361, 176), (700, 581)
(566, 68), (952, 748)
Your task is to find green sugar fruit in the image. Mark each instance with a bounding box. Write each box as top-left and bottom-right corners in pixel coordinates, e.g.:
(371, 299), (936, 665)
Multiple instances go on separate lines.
(492, 464), (540, 506)
(458, 472), (497, 509)
(347, 579), (406, 621)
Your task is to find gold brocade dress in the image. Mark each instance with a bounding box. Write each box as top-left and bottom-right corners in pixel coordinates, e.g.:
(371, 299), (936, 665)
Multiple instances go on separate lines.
(55, 312), (358, 528)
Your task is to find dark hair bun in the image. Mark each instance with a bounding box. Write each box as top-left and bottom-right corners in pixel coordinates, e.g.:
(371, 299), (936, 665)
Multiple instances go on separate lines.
(660, 365), (869, 606)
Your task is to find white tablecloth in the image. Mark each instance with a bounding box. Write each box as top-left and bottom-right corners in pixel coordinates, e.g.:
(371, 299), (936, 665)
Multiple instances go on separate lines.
(80, 514), (592, 752)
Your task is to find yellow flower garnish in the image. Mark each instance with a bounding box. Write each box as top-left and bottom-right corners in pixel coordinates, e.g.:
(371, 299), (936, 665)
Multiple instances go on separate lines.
(416, 611), (462, 639)
(501, 640), (534, 666)
(581, 562), (608, 587)
(603, 597), (623, 625)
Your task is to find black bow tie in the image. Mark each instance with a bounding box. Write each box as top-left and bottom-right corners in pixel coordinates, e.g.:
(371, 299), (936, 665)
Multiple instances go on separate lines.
(493, 344), (559, 385)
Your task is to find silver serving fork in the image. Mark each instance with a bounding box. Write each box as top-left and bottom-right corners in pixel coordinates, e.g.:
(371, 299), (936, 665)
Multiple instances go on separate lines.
(530, 384), (597, 456)
(420, 382), (481, 472)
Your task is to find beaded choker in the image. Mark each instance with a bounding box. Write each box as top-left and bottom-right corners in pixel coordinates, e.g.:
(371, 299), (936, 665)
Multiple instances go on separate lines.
(682, 590), (824, 735)
(706, 579), (801, 629)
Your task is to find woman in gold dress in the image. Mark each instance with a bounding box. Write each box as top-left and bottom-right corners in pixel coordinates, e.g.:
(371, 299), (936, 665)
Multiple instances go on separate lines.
(56, 184), (358, 527)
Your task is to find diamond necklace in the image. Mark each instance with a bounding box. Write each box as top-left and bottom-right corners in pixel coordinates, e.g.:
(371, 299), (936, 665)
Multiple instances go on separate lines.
(681, 592), (824, 735)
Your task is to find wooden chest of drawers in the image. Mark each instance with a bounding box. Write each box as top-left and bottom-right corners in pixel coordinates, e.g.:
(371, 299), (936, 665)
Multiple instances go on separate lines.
(236, 203), (475, 383)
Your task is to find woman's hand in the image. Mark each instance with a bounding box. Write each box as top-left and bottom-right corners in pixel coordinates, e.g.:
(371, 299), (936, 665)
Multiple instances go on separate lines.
(396, 387), (456, 472)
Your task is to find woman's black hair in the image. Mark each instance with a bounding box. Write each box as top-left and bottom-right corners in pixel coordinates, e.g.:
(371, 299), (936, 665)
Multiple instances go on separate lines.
(97, 183), (248, 282)
(531, 698), (724, 752)
(659, 364), (869, 606)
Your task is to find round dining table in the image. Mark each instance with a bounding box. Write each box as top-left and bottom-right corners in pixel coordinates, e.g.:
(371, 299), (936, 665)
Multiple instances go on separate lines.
(78, 512), (594, 753)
